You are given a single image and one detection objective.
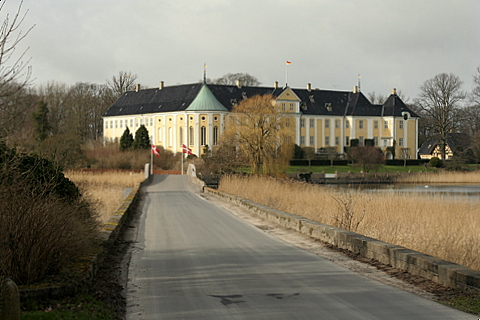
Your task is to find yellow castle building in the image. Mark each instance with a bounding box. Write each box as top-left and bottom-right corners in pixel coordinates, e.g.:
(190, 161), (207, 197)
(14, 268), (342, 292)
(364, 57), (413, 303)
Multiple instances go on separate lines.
(103, 80), (419, 159)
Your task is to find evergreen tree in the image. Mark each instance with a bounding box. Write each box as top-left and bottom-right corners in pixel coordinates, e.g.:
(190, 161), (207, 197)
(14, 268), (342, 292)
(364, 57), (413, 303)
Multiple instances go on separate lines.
(32, 100), (51, 142)
(133, 125), (150, 150)
(119, 127), (134, 151)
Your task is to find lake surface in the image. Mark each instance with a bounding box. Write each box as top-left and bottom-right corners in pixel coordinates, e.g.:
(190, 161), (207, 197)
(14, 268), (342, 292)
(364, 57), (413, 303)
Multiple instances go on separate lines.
(338, 183), (480, 200)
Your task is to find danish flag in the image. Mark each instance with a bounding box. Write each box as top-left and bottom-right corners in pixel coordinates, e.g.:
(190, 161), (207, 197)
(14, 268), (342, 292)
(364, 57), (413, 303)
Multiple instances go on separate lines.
(182, 144), (194, 155)
(151, 144), (160, 158)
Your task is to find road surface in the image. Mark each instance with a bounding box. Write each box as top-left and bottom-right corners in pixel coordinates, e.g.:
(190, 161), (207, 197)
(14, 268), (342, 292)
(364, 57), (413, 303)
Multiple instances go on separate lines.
(126, 175), (474, 319)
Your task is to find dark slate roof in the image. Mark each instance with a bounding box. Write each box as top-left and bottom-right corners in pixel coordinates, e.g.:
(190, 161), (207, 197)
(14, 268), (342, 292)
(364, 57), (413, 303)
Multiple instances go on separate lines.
(418, 133), (472, 155)
(103, 83), (418, 118)
(382, 94), (419, 117)
(103, 83), (203, 116)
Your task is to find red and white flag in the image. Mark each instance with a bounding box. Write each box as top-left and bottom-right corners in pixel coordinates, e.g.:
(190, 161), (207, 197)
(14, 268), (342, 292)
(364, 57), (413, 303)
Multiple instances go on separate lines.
(182, 144), (194, 155)
(151, 144), (160, 158)
(286, 60), (292, 65)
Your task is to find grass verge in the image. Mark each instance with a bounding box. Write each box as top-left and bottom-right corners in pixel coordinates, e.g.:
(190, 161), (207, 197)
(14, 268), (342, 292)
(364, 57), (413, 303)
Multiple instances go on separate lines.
(21, 294), (114, 320)
(441, 296), (480, 315)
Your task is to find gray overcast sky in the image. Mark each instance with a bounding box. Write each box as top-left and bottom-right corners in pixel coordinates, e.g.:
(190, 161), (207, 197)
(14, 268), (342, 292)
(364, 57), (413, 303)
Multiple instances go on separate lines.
(4, 0), (480, 100)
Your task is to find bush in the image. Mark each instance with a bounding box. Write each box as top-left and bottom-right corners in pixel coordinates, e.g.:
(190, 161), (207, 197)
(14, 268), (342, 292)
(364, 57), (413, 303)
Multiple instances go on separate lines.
(0, 142), (98, 284)
(429, 157), (443, 168)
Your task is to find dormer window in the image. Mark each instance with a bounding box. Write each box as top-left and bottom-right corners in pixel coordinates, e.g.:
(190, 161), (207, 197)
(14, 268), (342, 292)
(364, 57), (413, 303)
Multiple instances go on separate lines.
(242, 92), (247, 99)
(325, 103), (332, 112)
(309, 95), (315, 103)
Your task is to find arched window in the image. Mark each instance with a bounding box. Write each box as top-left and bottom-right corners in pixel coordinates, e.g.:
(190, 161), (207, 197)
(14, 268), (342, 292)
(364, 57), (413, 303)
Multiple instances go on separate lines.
(179, 126), (183, 146)
(213, 126), (218, 146)
(189, 126), (194, 145)
(201, 126), (207, 146)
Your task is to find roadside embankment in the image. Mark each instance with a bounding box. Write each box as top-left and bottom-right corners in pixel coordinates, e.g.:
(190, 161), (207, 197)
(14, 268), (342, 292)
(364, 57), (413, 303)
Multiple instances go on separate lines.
(19, 176), (151, 301)
(204, 187), (480, 295)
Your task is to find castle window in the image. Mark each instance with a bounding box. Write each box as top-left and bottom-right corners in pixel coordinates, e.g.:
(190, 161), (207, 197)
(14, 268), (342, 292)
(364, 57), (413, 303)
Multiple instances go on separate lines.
(189, 126), (194, 145)
(309, 119), (314, 127)
(399, 120), (404, 129)
(179, 127), (183, 146)
(201, 126), (207, 146)
(213, 126), (219, 146)
(300, 119), (305, 128)
(359, 120), (364, 129)
(325, 119), (330, 128)
(374, 120), (378, 129)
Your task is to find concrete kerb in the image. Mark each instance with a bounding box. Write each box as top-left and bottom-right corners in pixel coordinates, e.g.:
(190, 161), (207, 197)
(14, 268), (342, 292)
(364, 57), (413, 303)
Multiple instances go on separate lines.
(19, 177), (150, 301)
(204, 187), (480, 295)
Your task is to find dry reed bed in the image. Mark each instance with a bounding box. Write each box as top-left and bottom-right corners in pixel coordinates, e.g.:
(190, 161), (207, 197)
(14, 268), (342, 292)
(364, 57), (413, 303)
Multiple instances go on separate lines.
(66, 170), (145, 223)
(397, 171), (480, 184)
(219, 175), (480, 271)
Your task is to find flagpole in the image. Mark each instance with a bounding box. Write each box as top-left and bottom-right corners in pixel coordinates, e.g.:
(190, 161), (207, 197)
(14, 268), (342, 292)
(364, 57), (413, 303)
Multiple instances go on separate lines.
(150, 146), (153, 175)
(181, 149), (184, 175)
(285, 64), (288, 87)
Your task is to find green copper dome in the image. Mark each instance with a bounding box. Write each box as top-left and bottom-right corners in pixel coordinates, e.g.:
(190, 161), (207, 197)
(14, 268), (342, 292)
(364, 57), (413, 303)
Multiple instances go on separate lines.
(186, 84), (228, 111)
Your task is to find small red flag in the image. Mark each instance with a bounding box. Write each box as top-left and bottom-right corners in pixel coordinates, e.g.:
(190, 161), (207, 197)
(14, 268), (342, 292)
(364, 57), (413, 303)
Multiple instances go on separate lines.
(151, 144), (160, 158)
(286, 60), (292, 65)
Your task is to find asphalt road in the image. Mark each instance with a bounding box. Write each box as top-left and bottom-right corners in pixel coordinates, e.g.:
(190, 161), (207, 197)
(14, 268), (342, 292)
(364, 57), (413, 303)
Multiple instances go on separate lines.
(126, 175), (475, 319)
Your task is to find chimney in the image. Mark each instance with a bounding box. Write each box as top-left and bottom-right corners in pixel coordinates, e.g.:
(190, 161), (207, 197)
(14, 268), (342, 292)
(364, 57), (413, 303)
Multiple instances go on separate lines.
(307, 83), (312, 92)
(135, 84), (141, 92)
(236, 79), (242, 89)
(353, 85), (358, 93)
(274, 81), (278, 89)
(392, 88), (397, 95)
(159, 81), (164, 90)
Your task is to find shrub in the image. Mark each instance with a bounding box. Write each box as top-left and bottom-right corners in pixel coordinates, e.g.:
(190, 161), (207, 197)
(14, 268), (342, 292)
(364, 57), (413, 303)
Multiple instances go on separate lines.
(0, 142), (98, 284)
(429, 157), (443, 168)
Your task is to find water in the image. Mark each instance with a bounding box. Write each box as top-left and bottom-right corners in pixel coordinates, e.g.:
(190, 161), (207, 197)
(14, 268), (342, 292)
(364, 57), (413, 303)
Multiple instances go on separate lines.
(343, 183), (480, 200)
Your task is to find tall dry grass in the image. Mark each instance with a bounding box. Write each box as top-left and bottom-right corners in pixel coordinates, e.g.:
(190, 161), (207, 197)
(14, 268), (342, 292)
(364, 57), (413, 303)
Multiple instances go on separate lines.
(66, 170), (145, 223)
(219, 175), (480, 271)
(397, 171), (480, 184)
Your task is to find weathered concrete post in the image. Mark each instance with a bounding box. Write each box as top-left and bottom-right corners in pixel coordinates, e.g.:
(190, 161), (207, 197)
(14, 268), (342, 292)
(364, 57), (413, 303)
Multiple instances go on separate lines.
(0, 278), (20, 320)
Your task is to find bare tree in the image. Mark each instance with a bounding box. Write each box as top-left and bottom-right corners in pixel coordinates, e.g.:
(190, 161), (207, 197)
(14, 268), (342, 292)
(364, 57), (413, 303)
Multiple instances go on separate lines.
(222, 94), (293, 174)
(210, 73), (261, 86)
(416, 73), (466, 159)
(472, 66), (480, 107)
(0, 0), (34, 138)
(106, 71), (137, 98)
